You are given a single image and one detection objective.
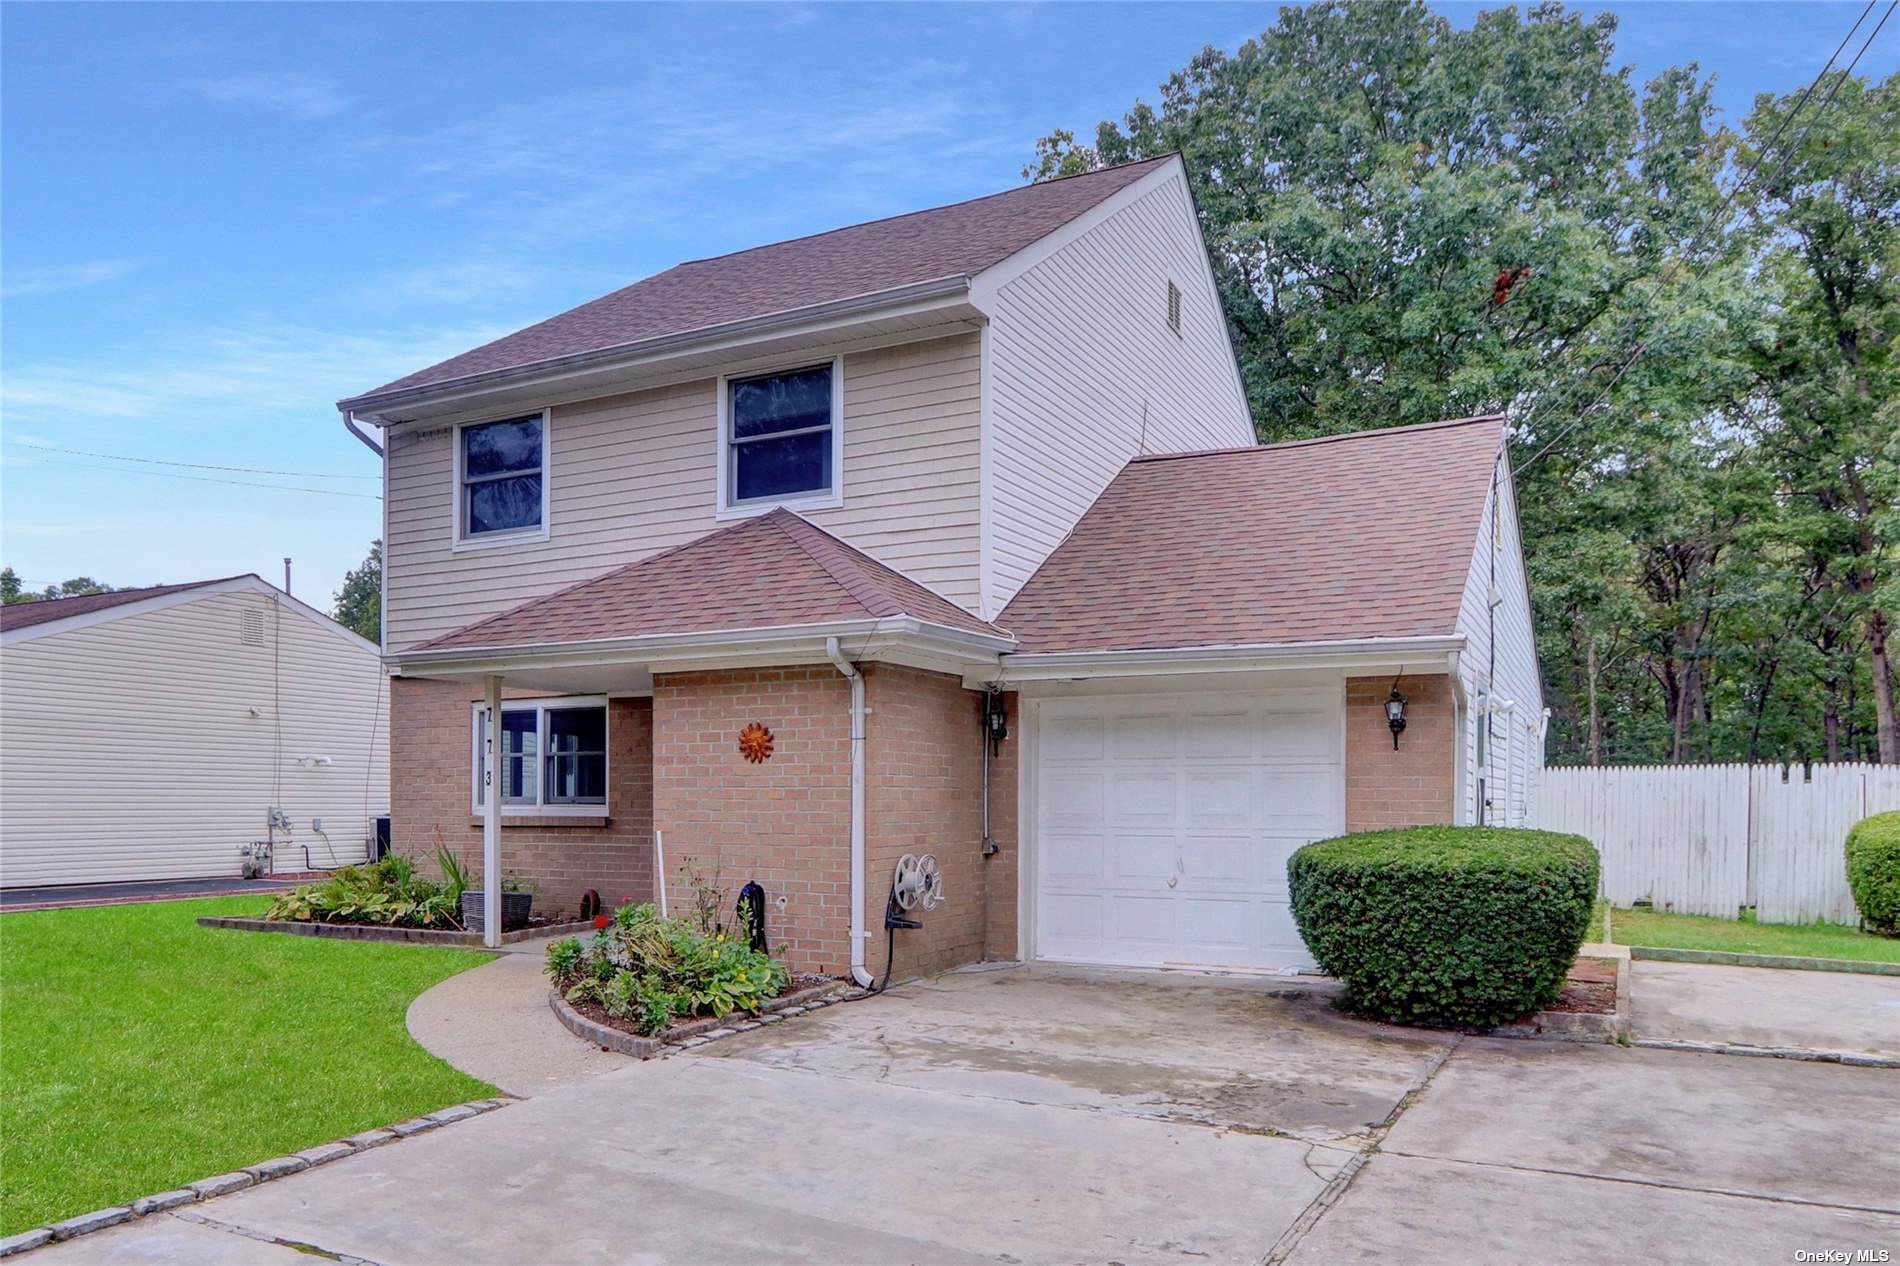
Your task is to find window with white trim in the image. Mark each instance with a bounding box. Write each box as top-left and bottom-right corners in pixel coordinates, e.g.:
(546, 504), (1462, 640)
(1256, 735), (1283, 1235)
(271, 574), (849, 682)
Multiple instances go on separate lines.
(718, 359), (841, 512)
(473, 698), (607, 813)
(458, 414), (545, 540)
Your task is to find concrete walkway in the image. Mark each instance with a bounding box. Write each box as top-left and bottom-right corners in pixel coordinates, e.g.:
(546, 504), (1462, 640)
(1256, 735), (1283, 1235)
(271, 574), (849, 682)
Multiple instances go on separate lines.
(406, 949), (626, 1097)
(1630, 959), (1900, 1060)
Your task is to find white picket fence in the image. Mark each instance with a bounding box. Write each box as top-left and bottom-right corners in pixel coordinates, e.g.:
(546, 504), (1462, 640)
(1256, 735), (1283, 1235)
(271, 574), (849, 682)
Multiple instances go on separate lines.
(1531, 762), (1900, 925)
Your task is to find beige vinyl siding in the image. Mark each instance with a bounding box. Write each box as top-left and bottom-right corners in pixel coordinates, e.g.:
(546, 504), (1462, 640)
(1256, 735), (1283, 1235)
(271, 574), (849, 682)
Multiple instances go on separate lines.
(1455, 459), (1543, 827)
(984, 172), (1254, 616)
(384, 333), (981, 651)
(0, 589), (389, 888)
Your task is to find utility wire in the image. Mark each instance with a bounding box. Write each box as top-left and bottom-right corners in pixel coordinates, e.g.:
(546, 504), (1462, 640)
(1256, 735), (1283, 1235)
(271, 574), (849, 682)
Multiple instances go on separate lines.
(7, 440), (379, 479)
(1510, 0), (1891, 480)
(13, 454), (382, 500)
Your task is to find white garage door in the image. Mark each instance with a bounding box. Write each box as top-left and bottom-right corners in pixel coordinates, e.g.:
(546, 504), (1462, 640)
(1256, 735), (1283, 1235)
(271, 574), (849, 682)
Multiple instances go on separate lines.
(1033, 688), (1343, 970)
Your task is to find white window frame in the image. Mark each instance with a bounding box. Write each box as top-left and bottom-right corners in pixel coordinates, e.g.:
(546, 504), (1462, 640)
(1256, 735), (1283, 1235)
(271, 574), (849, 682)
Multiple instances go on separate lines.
(470, 695), (608, 817)
(715, 356), (845, 519)
(450, 409), (552, 551)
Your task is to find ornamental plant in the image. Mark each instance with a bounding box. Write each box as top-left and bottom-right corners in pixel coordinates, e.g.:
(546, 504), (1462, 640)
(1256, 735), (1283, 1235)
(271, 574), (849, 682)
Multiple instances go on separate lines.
(1845, 811), (1900, 937)
(265, 852), (464, 929)
(545, 901), (788, 1037)
(1288, 826), (1600, 1029)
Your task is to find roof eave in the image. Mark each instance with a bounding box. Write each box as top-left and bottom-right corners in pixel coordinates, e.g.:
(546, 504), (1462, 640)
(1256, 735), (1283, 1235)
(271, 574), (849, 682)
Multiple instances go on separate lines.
(338, 274), (975, 422)
(389, 615), (1016, 680)
(969, 635), (1467, 687)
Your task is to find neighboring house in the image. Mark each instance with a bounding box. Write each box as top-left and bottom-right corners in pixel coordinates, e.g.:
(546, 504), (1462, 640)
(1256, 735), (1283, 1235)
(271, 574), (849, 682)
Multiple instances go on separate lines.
(339, 155), (1542, 976)
(0, 576), (390, 888)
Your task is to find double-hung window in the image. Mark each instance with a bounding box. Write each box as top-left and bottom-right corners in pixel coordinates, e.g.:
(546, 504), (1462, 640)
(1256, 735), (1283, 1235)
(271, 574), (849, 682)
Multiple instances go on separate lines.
(718, 359), (842, 513)
(473, 697), (607, 813)
(457, 413), (546, 544)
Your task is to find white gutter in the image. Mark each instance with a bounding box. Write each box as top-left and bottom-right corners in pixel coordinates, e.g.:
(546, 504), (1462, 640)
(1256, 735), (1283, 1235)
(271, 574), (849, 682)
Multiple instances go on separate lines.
(825, 636), (875, 989)
(981, 635), (1467, 684)
(342, 411), (383, 457)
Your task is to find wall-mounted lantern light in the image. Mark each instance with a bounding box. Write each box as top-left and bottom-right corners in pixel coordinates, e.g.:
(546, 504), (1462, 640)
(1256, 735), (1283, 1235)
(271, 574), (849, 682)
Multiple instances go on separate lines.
(1385, 678), (1408, 750)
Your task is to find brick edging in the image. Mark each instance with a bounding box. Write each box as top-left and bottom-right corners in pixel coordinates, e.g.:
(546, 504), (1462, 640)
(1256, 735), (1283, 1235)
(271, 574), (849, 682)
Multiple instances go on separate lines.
(547, 978), (856, 1058)
(0, 1097), (514, 1259)
(1492, 957), (1630, 1045)
(1628, 944), (1900, 977)
(195, 916), (597, 947)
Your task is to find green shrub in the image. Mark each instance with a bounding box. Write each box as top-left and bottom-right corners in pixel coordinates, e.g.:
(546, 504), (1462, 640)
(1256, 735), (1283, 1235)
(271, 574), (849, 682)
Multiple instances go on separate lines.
(264, 857), (460, 930)
(1846, 811), (1900, 937)
(545, 902), (789, 1036)
(1288, 826), (1600, 1029)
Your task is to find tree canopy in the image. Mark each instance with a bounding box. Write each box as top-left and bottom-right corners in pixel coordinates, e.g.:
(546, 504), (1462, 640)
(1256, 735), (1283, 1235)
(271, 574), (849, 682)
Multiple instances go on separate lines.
(333, 540), (381, 644)
(1031, 0), (1897, 764)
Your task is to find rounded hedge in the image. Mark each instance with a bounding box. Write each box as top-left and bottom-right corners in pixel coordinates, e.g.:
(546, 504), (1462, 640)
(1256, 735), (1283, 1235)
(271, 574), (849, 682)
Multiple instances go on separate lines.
(1846, 811), (1900, 937)
(1288, 826), (1600, 1029)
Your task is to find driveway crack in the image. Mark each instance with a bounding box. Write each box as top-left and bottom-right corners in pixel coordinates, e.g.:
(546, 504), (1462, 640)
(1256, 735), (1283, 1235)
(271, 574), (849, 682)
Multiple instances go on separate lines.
(169, 1209), (390, 1265)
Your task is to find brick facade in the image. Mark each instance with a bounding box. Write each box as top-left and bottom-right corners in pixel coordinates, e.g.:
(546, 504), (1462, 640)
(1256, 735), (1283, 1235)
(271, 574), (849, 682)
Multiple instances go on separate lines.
(388, 677), (655, 919)
(1344, 673), (1456, 832)
(863, 664), (991, 980)
(652, 667), (855, 973)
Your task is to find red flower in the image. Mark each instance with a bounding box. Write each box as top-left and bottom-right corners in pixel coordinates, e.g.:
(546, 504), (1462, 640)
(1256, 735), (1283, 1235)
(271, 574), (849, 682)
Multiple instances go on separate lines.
(593, 914), (611, 930)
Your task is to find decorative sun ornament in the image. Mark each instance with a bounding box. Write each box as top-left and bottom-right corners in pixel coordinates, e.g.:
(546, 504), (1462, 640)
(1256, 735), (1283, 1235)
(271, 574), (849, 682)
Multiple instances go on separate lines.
(737, 722), (775, 764)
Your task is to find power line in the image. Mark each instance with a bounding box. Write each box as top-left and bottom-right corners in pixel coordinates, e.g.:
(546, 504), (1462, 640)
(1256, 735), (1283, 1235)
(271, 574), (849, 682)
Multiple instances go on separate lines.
(7, 440), (378, 480)
(1510, 0), (1891, 480)
(12, 454), (382, 500)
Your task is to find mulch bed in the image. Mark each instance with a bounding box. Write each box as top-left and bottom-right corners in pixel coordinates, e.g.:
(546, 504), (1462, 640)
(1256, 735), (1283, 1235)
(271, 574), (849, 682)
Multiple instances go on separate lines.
(562, 973), (838, 1041)
(1538, 956), (1619, 1015)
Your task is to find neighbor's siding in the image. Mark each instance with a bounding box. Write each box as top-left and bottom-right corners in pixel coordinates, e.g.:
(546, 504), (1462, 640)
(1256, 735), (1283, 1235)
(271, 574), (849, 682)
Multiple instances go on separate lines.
(1454, 456), (1542, 827)
(984, 171), (1253, 616)
(0, 589), (389, 887)
(384, 333), (981, 651)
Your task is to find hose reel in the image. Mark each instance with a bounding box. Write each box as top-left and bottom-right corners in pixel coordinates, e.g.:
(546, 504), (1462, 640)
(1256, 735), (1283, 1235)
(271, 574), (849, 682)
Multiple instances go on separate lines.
(890, 853), (943, 913)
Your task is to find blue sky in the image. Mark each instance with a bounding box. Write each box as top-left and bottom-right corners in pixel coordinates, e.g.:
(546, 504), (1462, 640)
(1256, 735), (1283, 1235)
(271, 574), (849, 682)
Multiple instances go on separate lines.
(3, 1), (1893, 609)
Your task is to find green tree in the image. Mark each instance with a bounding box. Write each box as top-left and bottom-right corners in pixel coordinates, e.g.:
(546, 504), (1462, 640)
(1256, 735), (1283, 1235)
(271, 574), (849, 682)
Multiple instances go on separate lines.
(1741, 73), (1900, 762)
(333, 539), (381, 643)
(0, 569), (115, 604)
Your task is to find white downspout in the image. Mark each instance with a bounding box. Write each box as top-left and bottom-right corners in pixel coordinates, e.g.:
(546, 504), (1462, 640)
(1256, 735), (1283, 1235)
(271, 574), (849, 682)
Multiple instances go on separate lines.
(825, 636), (875, 988)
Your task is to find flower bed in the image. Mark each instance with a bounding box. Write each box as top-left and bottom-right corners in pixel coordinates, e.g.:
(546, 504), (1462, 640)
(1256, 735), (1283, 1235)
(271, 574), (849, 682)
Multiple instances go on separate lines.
(544, 902), (822, 1041)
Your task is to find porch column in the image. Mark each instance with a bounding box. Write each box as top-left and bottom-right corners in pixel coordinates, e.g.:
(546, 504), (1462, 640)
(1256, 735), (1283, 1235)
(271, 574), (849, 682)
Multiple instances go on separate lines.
(482, 674), (502, 949)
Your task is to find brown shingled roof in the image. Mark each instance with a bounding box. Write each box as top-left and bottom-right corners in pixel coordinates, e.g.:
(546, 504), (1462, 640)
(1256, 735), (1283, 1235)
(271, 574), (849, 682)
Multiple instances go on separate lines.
(0, 578), (240, 632)
(346, 157), (1174, 405)
(414, 509), (1008, 653)
(997, 417), (1506, 654)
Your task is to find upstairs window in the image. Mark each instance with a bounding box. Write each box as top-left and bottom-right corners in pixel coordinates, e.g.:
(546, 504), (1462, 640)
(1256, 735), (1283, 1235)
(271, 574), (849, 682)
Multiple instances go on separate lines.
(473, 698), (607, 813)
(458, 413), (545, 543)
(719, 359), (842, 513)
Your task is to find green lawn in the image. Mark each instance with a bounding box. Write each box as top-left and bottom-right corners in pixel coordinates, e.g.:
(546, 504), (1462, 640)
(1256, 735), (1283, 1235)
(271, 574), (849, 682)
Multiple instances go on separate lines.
(0, 897), (494, 1234)
(1610, 906), (1900, 964)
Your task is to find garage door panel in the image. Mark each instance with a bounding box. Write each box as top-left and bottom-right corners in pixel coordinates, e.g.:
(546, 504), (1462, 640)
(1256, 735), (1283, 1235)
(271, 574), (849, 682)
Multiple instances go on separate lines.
(1181, 835), (1258, 887)
(1040, 891), (1106, 947)
(1111, 712), (1178, 759)
(1260, 705), (1338, 759)
(1041, 770), (1105, 826)
(1111, 835), (1177, 883)
(1042, 833), (1106, 881)
(1261, 769), (1341, 834)
(1178, 896), (1258, 957)
(1184, 709), (1253, 758)
(1184, 769), (1255, 826)
(1042, 714), (1105, 761)
(1108, 771), (1178, 825)
(1110, 895), (1175, 947)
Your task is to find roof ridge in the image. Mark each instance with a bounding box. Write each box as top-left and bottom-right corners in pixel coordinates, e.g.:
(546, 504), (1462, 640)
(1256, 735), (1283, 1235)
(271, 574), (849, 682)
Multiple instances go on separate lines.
(766, 511), (905, 619)
(672, 155), (1178, 271)
(1129, 414), (1506, 464)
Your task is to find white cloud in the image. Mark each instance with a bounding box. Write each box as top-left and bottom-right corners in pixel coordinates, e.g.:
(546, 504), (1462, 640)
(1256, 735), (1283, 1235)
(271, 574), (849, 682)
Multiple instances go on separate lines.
(2, 260), (134, 299)
(191, 71), (350, 120)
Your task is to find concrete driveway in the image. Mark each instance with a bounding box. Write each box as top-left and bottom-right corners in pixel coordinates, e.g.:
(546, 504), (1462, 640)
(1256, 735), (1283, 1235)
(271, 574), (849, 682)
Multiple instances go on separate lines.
(35, 964), (1900, 1265)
